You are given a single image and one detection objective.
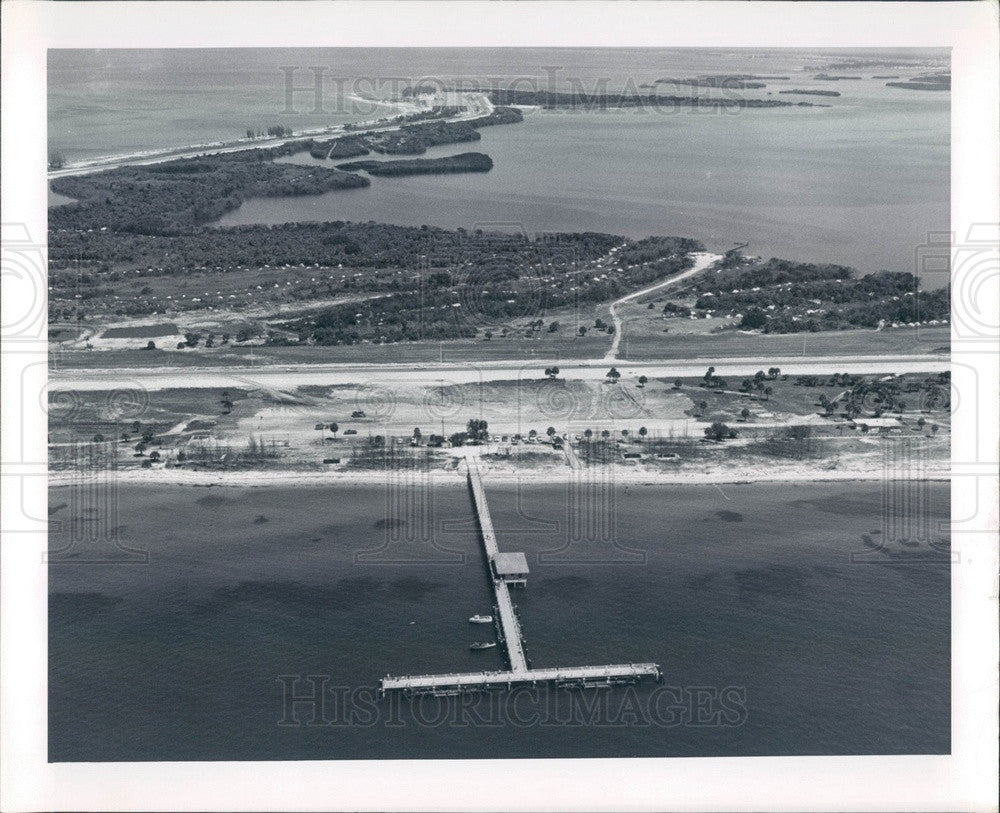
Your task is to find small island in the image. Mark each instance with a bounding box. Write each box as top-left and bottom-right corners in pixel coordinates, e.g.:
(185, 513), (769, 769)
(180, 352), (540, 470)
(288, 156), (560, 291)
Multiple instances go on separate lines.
(886, 73), (950, 91)
(779, 89), (841, 97)
(487, 89), (826, 109)
(654, 76), (767, 89)
(337, 152), (494, 176)
(310, 108), (522, 158)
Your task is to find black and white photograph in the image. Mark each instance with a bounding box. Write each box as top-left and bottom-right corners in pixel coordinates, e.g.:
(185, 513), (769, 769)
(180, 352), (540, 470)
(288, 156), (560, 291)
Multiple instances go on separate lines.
(1, 2), (997, 810)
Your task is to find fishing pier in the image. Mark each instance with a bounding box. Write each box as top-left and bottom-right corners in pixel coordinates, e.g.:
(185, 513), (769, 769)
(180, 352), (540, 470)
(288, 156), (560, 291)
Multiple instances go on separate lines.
(379, 457), (661, 697)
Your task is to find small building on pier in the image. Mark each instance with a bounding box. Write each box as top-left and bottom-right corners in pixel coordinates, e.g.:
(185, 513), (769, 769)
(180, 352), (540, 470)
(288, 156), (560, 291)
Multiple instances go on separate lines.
(492, 552), (529, 587)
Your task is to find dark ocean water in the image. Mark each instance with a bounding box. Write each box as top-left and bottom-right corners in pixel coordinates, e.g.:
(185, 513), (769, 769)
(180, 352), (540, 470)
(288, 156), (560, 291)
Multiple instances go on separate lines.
(48, 480), (950, 761)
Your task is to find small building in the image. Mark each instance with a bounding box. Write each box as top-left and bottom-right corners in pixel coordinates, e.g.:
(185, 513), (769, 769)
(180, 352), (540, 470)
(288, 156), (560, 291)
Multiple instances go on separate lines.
(492, 552), (529, 587)
(850, 417), (903, 434)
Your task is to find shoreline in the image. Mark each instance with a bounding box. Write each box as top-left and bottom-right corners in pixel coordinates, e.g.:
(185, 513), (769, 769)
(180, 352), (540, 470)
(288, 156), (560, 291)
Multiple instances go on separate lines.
(49, 93), (497, 179)
(48, 465), (950, 490)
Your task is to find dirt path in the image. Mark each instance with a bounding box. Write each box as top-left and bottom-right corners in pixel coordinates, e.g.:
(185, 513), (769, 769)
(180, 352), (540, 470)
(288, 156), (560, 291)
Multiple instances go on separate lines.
(605, 251), (722, 361)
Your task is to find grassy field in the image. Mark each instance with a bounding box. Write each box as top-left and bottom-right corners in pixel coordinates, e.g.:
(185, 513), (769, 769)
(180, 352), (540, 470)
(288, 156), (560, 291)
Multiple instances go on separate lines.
(620, 324), (949, 361)
(50, 322), (949, 371)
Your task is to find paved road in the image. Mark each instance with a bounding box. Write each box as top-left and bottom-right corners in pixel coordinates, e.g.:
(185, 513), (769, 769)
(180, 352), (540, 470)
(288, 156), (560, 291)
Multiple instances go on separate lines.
(49, 354), (948, 392)
(605, 251), (723, 361)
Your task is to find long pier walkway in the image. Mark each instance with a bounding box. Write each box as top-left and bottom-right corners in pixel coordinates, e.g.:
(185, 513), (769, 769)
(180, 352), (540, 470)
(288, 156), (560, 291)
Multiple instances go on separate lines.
(379, 456), (661, 696)
(466, 456), (527, 671)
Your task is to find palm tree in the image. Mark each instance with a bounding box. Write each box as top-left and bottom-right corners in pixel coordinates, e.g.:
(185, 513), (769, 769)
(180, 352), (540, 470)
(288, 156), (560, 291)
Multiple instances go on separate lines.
(637, 375), (648, 388)
(638, 426), (648, 442)
(704, 366), (715, 382)
(764, 386), (773, 401)
(698, 400), (708, 417)
(528, 429), (538, 439)
(413, 427), (422, 443)
(673, 379), (682, 390)
(740, 407), (750, 422)
(601, 429), (610, 440)
(606, 367), (621, 384)
(621, 429), (629, 438)
(546, 426), (556, 439)
(584, 428), (593, 441)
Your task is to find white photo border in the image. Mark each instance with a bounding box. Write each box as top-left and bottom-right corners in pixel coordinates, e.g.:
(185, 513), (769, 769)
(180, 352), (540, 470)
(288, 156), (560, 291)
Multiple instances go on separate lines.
(2, 1), (997, 811)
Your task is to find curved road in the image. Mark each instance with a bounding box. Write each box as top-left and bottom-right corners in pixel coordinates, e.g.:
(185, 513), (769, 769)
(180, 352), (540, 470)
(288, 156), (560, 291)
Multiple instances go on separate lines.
(605, 251), (722, 361)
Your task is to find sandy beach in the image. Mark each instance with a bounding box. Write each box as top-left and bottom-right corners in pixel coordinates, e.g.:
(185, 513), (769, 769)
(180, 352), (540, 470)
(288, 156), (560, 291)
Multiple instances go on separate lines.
(48, 461), (950, 490)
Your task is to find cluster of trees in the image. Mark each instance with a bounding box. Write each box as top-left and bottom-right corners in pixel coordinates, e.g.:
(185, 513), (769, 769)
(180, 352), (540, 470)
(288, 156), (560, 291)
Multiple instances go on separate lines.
(50, 219), (621, 277)
(364, 119), (482, 155)
(446, 418), (490, 447)
(245, 125), (292, 139)
(704, 421), (737, 441)
(56, 220), (679, 325)
(271, 233), (699, 346)
(333, 107), (520, 156)
(50, 156), (369, 235)
(337, 152), (493, 176)
(310, 136), (370, 160)
(661, 257), (950, 333)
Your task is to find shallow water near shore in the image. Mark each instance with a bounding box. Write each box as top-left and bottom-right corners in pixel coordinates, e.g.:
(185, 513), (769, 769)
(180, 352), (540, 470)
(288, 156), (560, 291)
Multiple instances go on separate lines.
(48, 480), (949, 760)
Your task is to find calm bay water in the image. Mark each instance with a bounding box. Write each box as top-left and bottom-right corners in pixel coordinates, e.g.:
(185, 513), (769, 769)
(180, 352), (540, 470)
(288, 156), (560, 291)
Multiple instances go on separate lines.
(50, 47), (949, 273)
(49, 480), (950, 760)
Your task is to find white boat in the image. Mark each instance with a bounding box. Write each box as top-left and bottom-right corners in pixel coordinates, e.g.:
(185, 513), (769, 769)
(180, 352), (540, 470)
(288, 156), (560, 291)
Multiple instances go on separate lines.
(468, 614), (493, 624)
